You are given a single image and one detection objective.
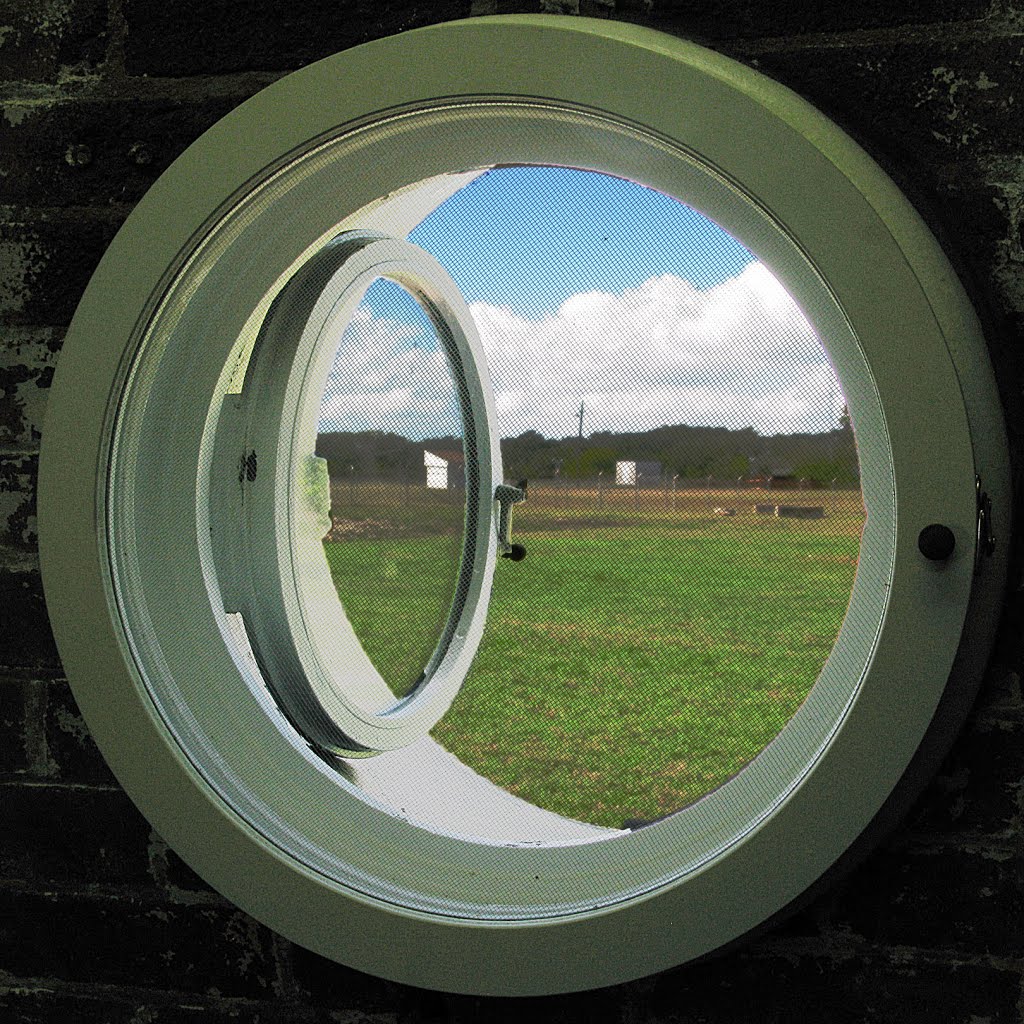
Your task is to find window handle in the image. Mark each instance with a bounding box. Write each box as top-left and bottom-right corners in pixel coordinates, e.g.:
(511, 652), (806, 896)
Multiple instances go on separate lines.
(495, 480), (527, 561)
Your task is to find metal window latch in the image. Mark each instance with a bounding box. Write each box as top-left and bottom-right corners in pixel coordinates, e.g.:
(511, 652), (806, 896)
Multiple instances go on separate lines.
(976, 475), (996, 574)
(495, 479), (528, 561)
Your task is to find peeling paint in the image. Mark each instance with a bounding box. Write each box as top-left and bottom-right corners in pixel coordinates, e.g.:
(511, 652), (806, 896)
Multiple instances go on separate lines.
(146, 829), (171, 887)
(223, 911), (267, 981)
(2, 104), (28, 127)
(0, 237), (45, 316)
(0, 331), (57, 449)
(0, 485), (36, 547)
(21, 677), (58, 778)
(856, 58), (888, 75)
(977, 845), (1018, 862)
(29, 0), (75, 42)
(52, 701), (89, 745)
(914, 63), (997, 150)
(982, 155), (1024, 318)
(63, 141), (92, 166)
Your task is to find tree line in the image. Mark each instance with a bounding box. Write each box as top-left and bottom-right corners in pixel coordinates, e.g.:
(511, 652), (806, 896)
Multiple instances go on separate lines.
(317, 419), (859, 487)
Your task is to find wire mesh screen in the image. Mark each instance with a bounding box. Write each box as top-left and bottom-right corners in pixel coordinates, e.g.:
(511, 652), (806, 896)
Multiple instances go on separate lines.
(316, 166), (864, 831)
(316, 277), (467, 700)
(422, 167), (862, 829)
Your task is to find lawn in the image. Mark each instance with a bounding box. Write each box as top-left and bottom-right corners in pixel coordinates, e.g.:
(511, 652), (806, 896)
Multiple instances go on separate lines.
(323, 484), (863, 829)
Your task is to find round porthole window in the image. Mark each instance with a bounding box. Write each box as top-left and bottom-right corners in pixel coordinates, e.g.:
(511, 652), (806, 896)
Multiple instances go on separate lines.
(38, 15), (1010, 995)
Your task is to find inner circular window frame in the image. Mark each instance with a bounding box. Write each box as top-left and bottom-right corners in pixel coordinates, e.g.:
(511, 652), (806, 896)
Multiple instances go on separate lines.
(213, 231), (502, 756)
(37, 15), (1011, 996)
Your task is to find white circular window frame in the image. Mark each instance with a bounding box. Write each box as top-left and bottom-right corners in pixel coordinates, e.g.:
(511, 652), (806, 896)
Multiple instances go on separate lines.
(213, 231), (503, 756)
(38, 16), (1010, 995)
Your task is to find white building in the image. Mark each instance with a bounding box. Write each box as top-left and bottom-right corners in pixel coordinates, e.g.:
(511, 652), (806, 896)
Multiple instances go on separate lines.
(424, 449), (465, 490)
(424, 450), (449, 489)
(615, 459), (662, 486)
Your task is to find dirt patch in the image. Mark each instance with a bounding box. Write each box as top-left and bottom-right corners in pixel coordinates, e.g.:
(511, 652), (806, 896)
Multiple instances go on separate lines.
(324, 517), (399, 541)
(323, 516), (464, 542)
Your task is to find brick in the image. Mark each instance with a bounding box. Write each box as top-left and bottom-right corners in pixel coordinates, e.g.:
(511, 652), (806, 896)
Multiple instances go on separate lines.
(0, 569), (60, 674)
(975, 154), (1024, 372)
(489, 1), (544, 11)
(44, 681), (117, 786)
(0, 211), (122, 329)
(288, 945), (407, 1014)
(291, 954), (624, 1024)
(834, 846), (1024, 956)
(163, 847), (216, 895)
(1, 452), (37, 550)
(0, 329), (60, 452)
(974, 669), (1024, 721)
(0, 0), (107, 84)
(0, 677), (29, 773)
(0, 781), (152, 886)
(750, 38), (1024, 167)
(0, 888), (280, 998)
(123, 0), (473, 77)
(0, 95), (250, 208)
(616, 0), (992, 39)
(0, 987), (351, 1024)
(638, 947), (1022, 1023)
(145, 830), (217, 896)
(908, 718), (1024, 838)
(0, 989), (201, 1024)
(433, 988), (616, 1024)
(930, 159), (1024, 334)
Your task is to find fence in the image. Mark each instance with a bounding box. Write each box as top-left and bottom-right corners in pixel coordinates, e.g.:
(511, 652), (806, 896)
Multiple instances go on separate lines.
(325, 472), (865, 540)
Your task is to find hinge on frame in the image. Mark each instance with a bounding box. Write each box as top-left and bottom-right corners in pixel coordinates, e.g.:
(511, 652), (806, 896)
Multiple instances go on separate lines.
(976, 475), (996, 574)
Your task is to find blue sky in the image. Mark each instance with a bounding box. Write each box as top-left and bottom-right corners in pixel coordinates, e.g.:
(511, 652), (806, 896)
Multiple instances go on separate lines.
(406, 167), (756, 316)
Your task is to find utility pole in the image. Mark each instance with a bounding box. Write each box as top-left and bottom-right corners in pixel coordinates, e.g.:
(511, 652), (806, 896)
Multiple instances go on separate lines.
(577, 400), (584, 440)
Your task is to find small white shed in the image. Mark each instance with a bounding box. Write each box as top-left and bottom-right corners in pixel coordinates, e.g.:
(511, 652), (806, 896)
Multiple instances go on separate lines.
(615, 459), (661, 486)
(424, 450), (449, 489)
(424, 449), (466, 489)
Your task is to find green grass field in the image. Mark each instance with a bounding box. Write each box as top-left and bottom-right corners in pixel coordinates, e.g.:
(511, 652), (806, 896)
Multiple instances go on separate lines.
(324, 483), (863, 829)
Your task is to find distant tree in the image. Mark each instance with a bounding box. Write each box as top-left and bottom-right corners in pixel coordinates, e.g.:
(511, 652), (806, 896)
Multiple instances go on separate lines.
(716, 453), (750, 478)
(563, 446), (617, 479)
(792, 457), (858, 487)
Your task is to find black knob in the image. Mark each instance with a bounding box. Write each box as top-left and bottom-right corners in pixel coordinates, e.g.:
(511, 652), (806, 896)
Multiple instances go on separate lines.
(502, 543), (527, 562)
(918, 524), (955, 561)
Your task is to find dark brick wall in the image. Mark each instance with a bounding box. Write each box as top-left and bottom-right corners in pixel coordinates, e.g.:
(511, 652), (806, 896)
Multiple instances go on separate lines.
(2, 0), (1023, 1019)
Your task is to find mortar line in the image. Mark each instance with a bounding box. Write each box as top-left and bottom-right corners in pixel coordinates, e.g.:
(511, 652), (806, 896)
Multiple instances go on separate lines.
(0, 875), (232, 906)
(0, 776), (122, 792)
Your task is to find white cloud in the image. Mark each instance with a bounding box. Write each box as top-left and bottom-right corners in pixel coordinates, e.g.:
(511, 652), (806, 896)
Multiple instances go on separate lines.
(471, 262), (845, 437)
(318, 307), (462, 439)
(318, 263), (848, 440)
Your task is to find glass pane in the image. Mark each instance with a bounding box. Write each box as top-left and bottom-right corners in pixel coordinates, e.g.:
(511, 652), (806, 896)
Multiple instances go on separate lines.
(315, 277), (467, 700)
(412, 167), (864, 829)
